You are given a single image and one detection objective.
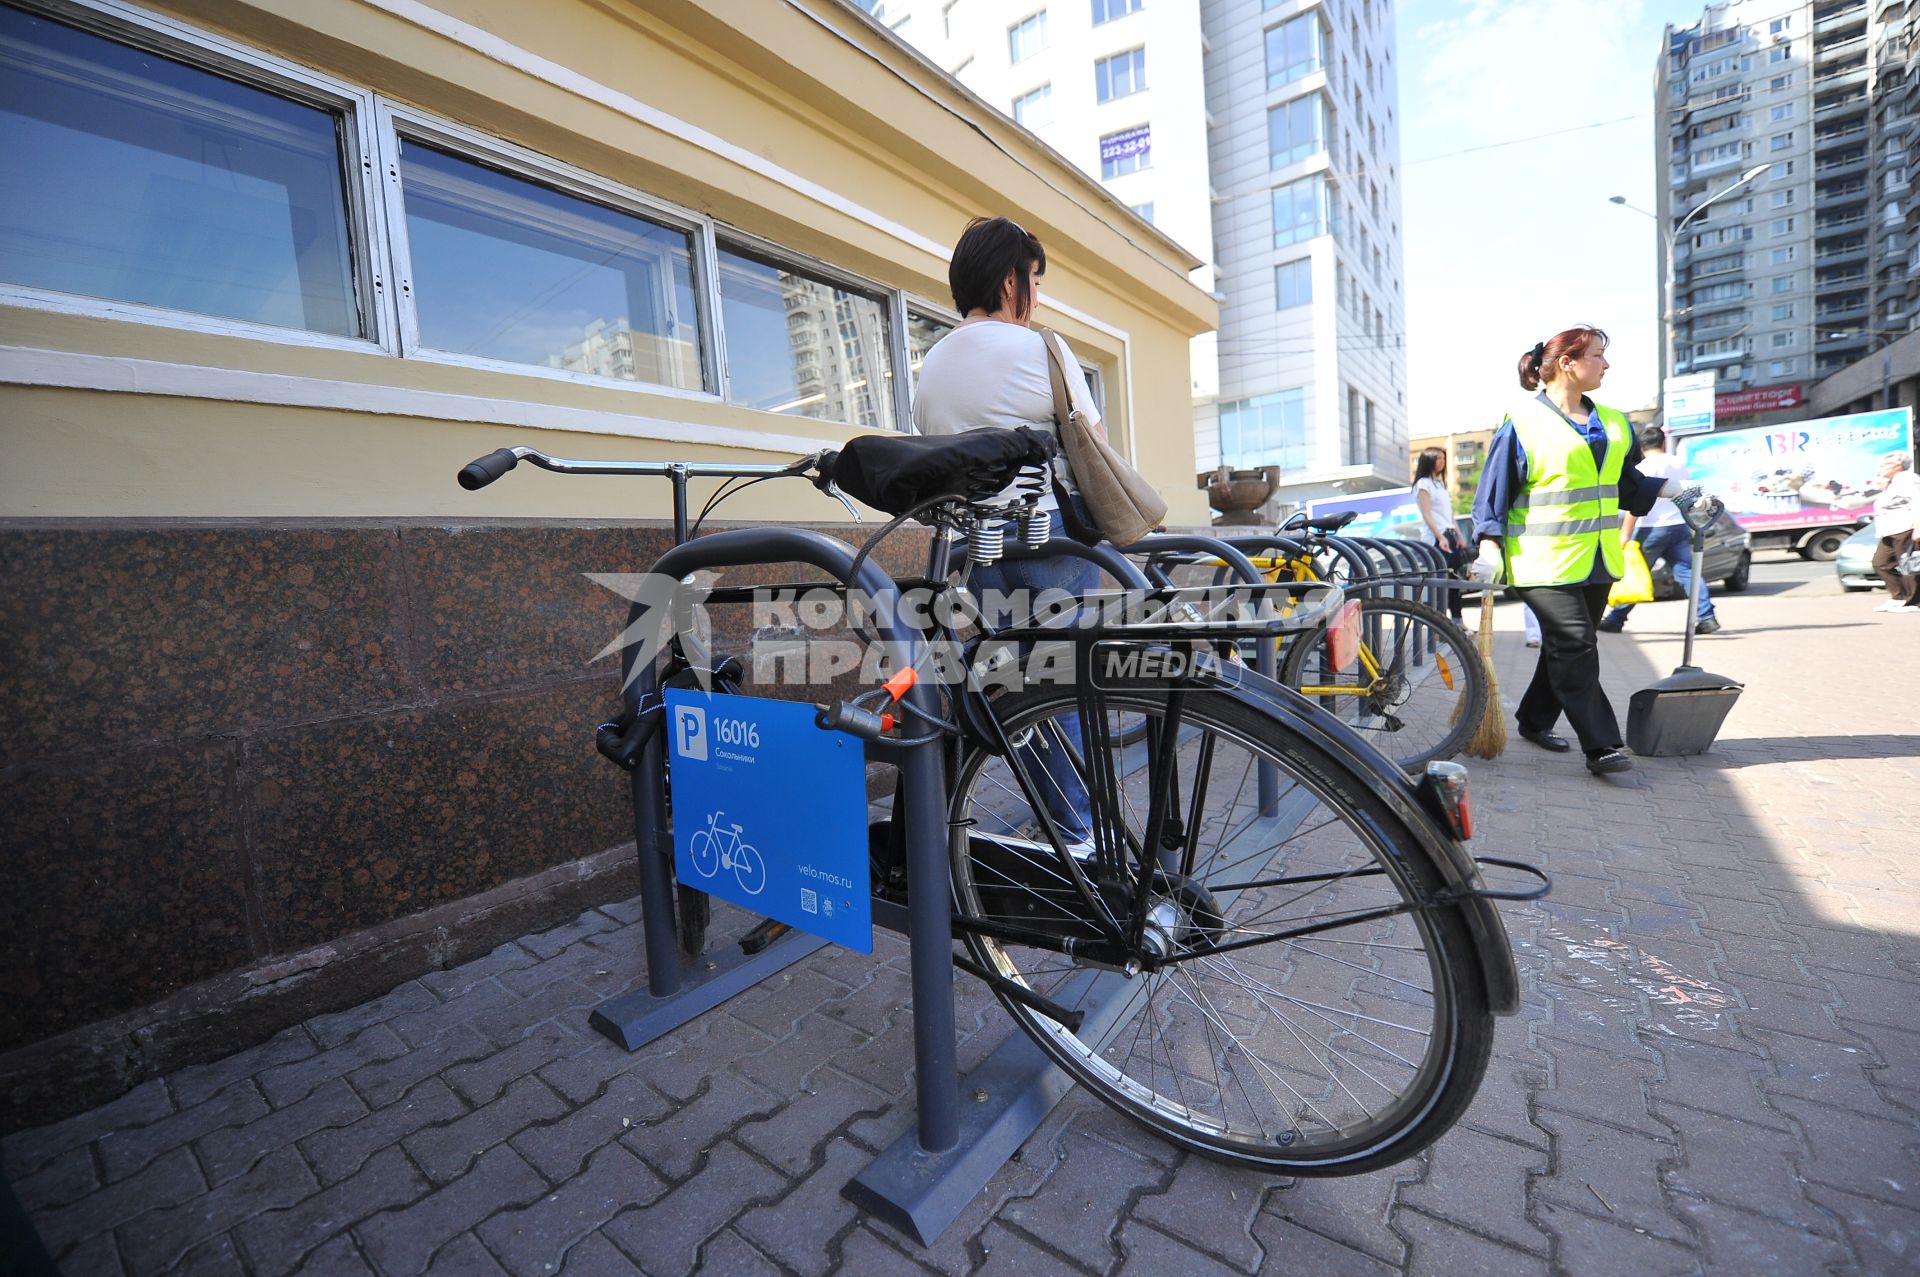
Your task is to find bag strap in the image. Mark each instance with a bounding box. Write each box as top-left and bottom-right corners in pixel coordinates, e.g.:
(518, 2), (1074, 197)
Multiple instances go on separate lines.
(1036, 327), (1078, 429)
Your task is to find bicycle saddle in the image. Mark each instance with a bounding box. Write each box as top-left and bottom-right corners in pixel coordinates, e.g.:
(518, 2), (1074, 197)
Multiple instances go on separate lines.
(1283, 509), (1358, 534)
(822, 427), (1055, 515)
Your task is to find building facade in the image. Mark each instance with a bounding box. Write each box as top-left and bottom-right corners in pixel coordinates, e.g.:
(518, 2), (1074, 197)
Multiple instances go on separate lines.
(873, 0), (1411, 505)
(0, 0), (1212, 1124)
(1656, 0), (1914, 431)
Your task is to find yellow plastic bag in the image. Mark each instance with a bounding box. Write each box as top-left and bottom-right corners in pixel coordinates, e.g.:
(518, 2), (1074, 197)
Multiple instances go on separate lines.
(1608, 541), (1654, 607)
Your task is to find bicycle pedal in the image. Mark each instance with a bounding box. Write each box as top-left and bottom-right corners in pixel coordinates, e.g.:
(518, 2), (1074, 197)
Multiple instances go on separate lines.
(738, 918), (792, 955)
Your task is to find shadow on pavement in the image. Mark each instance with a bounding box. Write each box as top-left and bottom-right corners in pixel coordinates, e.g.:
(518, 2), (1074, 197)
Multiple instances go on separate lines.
(1699, 735), (1920, 765)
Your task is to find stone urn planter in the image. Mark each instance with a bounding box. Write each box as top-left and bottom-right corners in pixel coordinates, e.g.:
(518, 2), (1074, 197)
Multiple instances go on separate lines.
(1205, 465), (1280, 526)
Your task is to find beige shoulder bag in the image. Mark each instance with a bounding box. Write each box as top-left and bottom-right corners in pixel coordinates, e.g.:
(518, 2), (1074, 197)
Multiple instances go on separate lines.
(1039, 330), (1167, 547)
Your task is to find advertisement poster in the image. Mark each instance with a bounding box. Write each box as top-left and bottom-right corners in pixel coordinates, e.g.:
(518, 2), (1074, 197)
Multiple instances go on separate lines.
(1304, 486), (1426, 540)
(1677, 408), (1914, 531)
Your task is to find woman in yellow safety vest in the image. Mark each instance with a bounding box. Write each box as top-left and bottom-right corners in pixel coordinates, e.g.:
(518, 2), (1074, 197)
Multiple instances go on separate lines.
(1468, 325), (1715, 776)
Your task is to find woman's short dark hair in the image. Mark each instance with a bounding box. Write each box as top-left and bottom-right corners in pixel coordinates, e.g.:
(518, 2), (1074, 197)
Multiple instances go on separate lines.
(950, 216), (1046, 317)
(1637, 425), (1669, 452)
(1414, 446), (1447, 483)
(1517, 325), (1609, 391)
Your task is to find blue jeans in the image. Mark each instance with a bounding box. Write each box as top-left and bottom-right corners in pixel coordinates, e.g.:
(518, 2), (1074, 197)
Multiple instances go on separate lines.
(970, 552), (1101, 842)
(1604, 523), (1715, 625)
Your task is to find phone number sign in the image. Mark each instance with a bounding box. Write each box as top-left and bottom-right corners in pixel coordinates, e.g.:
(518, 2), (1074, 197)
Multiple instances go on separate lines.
(664, 689), (871, 952)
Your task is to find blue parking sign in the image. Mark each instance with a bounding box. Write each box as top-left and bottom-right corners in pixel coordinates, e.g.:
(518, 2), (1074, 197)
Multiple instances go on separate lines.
(663, 689), (872, 953)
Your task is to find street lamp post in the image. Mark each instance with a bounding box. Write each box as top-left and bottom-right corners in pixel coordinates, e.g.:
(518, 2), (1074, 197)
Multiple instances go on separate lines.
(1611, 163), (1772, 391)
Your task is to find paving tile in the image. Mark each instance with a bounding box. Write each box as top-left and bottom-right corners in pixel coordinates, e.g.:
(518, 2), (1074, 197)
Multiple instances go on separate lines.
(732, 1139), (866, 1277)
(117, 1144), (319, 1274)
(33, 1144), (205, 1259)
(355, 1144), (549, 1276)
(1127, 1150), (1267, 1271)
(386, 981), (522, 1051)
(345, 1024), (493, 1109)
(618, 1071), (784, 1183)
(299, 1077), (468, 1186)
(419, 1231), (508, 1277)
(1112, 1219), (1248, 1276)
(170, 1026), (318, 1108)
(602, 1140), (785, 1277)
(289, 1233), (374, 1276)
(729, 1012), (870, 1096)
(988, 1119), (1168, 1275)
(511, 1065), (679, 1182)
(1394, 1206), (1548, 1277)
(1261, 1164), (1412, 1268)
(1672, 1196), (1851, 1274)
(475, 1143), (665, 1277)
(517, 908), (619, 960)
(258, 1025), (409, 1109)
(1531, 1200), (1699, 1277)
(1529, 1109), (1687, 1243)
(1395, 1124), (1549, 1255)
(307, 982), (440, 1049)
(1533, 1037), (1667, 1138)
(11, 1143), (97, 1214)
(198, 1078), (369, 1187)
(2, 1078), (171, 1180)
(442, 1027), (582, 1108)
(405, 1075), (570, 1186)
(731, 1067), (892, 1176)
(553, 1230), (643, 1275)
(232, 1145), (428, 1277)
(1764, 1093), (1920, 1206)
(96, 1079), (271, 1185)
(970, 1222), (1083, 1277)
(1800, 1182), (1920, 1277)
(417, 943), (539, 1002)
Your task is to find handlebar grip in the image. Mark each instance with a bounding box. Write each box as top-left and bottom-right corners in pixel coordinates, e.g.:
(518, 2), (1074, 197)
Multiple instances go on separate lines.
(457, 449), (519, 491)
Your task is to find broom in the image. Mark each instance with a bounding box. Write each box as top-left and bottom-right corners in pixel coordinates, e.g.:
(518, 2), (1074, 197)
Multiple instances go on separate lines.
(1460, 588), (1507, 759)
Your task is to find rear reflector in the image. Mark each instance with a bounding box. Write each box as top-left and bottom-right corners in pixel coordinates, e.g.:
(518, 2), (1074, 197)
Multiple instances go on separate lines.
(1419, 760), (1473, 842)
(1328, 599), (1364, 673)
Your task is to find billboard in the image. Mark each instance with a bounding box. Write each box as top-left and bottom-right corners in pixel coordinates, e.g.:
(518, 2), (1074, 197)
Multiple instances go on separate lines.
(1303, 486), (1428, 541)
(1677, 407), (1914, 532)
(1716, 383), (1804, 417)
(1663, 372), (1717, 437)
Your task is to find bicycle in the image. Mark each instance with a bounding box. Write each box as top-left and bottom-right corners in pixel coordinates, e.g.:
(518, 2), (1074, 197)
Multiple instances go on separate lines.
(1143, 511), (1488, 772)
(458, 428), (1542, 1175)
(686, 812), (767, 896)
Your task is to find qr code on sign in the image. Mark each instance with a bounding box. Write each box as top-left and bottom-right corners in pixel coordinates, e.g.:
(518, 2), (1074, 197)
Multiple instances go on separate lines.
(800, 888), (818, 914)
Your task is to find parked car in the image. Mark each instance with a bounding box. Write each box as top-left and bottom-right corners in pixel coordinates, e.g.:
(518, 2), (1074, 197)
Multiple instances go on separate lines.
(1649, 508), (1752, 599)
(1835, 522), (1881, 591)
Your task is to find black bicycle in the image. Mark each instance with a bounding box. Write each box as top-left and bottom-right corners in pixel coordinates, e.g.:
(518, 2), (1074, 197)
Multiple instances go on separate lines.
(459, 429), (1543, 1173)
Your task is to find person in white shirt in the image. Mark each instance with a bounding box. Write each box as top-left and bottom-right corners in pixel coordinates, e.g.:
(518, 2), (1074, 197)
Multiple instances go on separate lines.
(1411, 447), (1466, 622)
(1598, 426), (1722, 635)
(1870, 451), (1920, 612)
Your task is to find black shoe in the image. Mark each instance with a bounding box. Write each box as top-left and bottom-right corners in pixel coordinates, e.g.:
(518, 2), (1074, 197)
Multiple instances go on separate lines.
(1596, 618), (1625, 632)
(1518, 726), (1572, 753)
(1694, 618), (1721, 635)
(1585, 749), (1633, 776)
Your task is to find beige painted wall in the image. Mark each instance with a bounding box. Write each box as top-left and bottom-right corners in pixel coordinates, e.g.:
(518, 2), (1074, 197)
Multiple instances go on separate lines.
(0, 0), (1214, 523)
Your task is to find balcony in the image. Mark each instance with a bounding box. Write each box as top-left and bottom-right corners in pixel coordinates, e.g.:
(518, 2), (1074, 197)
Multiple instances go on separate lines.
(1691, 346), (1746, 367)
(1814, 150), (1870, 178)
(1817, 298), (1870, 323)
(1816, 212), (1869, 234)
(1812, 2), (1868, 33)
(1816, 330), (1872, 353)
(1815, 241), (1871, 266)
(1691, 254), (1746, 279)
(1813, 32), (1868, 62)
(1817, 179), (1869, 203)
(1816, 267), (1868, 287)
(1815, 123), (1869, 147)
(1691, 316), (1750, 341)
(1813, 60), (1869, 91)
(1814, 93), (1869, 121)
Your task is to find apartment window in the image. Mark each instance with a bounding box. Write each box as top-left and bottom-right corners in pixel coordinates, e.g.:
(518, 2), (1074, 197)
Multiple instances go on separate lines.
(1099, 124), (1151, 177)
(1218, 388), (1307, 468)
(1772, 303), (1794, 320)
(1770, 331), (1796, 348)
(1009, 11), (1047, 63)
(1769, 358), (1795, 376)
(716, 244), (895, 430)
(0, 5), (363, 337)
(1275, 257), (1311, 309)
(905, 311), (953, 391)
(1265, 12), (1324, 90)
(1769, 16), (1791, 33)
(1091, 0), (1142, 22)
(1267, 94), (1327, 168)
(1770, 246), (1795, 264)
(1768, 44), (1790, 63)
(1128, 201), (1154, 223)
(1771, 217), (1795, 235)
(1770, 104), (1793, 122)
(1772, 276), (1793, 293)
(1013, 83), (1053, 127)
(399, 140), (704, 390)
(1770, 131), (1794, 152)
(1770, 189), (1794, 208)
(1095, 48), (1147, 102)
(1770, 74), (1792, 91)
(1271, 175), (1327, 247)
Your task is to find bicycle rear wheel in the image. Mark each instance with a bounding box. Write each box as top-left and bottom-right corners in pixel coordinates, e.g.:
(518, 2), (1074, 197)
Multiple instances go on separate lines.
(1280, 596), (1486, 772)
(950, 678), (1494, 1172)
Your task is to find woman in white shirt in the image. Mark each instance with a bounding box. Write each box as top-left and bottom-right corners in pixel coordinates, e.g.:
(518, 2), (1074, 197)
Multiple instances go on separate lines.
(1871, 451), (1920, 612)
(1412, 447), (1465, 621)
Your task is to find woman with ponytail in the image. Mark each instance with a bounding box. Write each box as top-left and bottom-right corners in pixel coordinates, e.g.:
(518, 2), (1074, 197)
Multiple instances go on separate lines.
(1467, 325), (1717, 776)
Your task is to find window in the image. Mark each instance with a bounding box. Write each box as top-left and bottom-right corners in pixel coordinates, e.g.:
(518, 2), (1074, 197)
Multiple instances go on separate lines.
(1129, 201), (1154, 223)
(1770, 246), (1795, 264)
(1091, 0), (1141, 22)
(1271, 175), (1327, 247)
(1099, 124), (1150, 178)
(1770, 189), (1794, 207)
(1013, 83), (1052, 127)
(1770, 331), (1796, 348)
(1267, 94), (1327, 168)
(0, 5), (362, 337)
(1768, 44), (1790, 63)
(1772, 303), (1793, 320)
(1769, 358), (1794, 376)
(1095, 48), (1147, 102)
(715, 244), (896, 430)
(1009, 11), (1047, 63)
(1275, 257), (1311, 308)
(1265, 12), (1324, 90)
(399, 140), (704, 390)
(1771, 217), (1795, 235)
(1769, 16), (1791, 33)
(1770, 131), (1794, 152)
(1772, 276), (1793, 293)
(905, 311), (952, 391)
(1770, 74), (1792, 91)
(1219, 389), (1307, 468)
(1770, 103), (1793, 122)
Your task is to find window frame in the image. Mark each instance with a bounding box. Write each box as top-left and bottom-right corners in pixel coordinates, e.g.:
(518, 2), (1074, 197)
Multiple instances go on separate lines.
(375, 100), (724, 403)
(0, 0), (397, 354)
(1094, 45), (1147, 104)
(1009, 10), (1047, 64)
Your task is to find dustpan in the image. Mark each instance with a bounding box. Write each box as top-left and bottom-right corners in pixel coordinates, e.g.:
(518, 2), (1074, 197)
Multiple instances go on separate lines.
(1626, 499), (1743, 756)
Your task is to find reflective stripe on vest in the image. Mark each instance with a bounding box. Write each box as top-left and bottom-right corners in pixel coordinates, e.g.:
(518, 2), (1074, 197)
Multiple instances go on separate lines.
(1501, 399), (1630, 588)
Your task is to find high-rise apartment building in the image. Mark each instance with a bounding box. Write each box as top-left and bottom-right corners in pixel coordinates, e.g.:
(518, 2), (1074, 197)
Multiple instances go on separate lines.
(865, 0), (1410, 504)
(1656, 0), (1912, 426)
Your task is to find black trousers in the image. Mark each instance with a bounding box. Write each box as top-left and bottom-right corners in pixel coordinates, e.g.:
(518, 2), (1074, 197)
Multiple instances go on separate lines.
(1871, 530), (1918, 605)
(1514, 581), (1622, 755)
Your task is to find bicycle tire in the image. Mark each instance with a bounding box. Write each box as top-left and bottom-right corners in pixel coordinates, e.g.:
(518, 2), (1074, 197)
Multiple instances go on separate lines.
(1279, 596), (1486, 772)
(949, 677), (1494, 1173)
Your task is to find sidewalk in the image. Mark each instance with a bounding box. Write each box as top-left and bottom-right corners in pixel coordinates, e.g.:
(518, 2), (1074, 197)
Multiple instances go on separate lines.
(6, 583), (1917, 1275)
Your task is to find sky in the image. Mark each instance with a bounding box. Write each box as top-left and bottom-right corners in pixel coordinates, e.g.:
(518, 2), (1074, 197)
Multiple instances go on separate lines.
(1396, 0), (1704, 432)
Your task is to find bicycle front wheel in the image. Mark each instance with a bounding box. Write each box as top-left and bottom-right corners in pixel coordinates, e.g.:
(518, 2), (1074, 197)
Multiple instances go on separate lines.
(1281, 596), (1486, 772)
(950, 679), (1494, 1173)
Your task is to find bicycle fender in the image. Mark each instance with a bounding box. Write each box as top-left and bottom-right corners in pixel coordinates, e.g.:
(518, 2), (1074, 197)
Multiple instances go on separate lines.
(1196, 665), (1523, 1017)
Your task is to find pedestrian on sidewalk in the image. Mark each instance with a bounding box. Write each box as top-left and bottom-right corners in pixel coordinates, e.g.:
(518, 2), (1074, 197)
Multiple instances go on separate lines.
(1870, 451), (1920, 612)
(1597, 425), (1721, 636)
(1412, 445), (1467, 623)
(1468, 324), (1714, 776)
